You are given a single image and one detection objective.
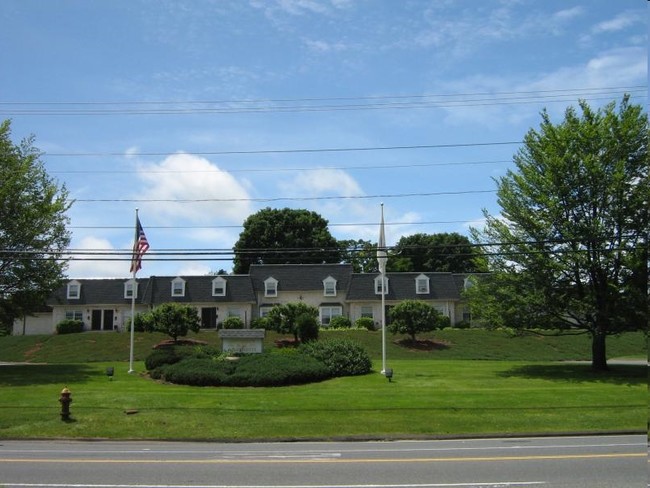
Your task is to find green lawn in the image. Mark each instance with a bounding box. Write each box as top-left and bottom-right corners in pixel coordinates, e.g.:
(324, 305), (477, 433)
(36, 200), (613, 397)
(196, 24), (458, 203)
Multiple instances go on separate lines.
(0, 330), (645, 440)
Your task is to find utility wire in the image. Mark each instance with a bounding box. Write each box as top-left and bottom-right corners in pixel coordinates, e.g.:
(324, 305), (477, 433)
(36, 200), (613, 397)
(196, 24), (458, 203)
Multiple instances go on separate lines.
(45, 140), (520, 157)
(49, 159), (510, 174)
(72, 189), (496, 203)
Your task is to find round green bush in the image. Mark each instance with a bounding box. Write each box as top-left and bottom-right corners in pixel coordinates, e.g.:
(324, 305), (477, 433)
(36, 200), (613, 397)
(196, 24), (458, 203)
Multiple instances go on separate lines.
(144, 348), (181, 370)
(220, 316), (244, 329)
(300, 339), (372, 377)
(355, 317), (375, 331)
(328, 316), (352, 329)
(56, 319), (84, 334)
(297, 312), (319, 343)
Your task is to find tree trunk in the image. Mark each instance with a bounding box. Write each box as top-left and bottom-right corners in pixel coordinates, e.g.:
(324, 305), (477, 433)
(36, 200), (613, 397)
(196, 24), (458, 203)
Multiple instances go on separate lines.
(591, 329), (608, 371)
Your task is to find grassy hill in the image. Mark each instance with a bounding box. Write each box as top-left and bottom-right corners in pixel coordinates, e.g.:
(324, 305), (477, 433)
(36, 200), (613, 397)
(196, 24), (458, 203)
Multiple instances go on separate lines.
(0, 329), (645, 440)
(0, 328), (645, 363)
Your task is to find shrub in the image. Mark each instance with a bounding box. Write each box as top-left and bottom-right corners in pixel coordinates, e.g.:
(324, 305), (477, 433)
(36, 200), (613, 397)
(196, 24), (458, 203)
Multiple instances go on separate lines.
(355, 317), (375, 331)
(228, 353), (329, 386)
(250, 317), (269, 329)
(130, 312), (155, 333)
(301, 339), (372, 377)
(297, 312), (319, 343)
(454, 320), (471, 329)
(153, 358), (233, 386)
(152, 352), (329, 387)
(221, 316), (244, 329)
(56, 319), (83, 334)
(144, 348), (181, 371)
(328, 316), (351, 329)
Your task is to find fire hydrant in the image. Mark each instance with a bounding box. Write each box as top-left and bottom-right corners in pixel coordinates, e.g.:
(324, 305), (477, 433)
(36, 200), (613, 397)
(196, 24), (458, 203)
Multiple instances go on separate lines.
(59, 387), (72, 421)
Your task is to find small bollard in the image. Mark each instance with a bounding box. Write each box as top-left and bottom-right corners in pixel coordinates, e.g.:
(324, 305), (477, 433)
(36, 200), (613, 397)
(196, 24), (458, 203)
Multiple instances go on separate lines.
(384, 368), (394, 382)
(59, 386), (72, 421)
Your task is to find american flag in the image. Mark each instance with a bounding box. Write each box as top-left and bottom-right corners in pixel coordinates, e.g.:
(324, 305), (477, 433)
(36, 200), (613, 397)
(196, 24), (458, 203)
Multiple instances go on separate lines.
(130, 217), (150, 273)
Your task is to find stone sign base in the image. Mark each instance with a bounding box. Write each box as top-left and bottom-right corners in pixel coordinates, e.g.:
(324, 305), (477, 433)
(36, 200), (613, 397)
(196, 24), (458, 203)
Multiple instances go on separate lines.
(218, 329), (266, 354)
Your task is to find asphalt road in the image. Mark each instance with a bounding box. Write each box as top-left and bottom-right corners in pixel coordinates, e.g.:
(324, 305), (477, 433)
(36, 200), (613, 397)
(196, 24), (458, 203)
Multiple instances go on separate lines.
(0, 434), (646, 488)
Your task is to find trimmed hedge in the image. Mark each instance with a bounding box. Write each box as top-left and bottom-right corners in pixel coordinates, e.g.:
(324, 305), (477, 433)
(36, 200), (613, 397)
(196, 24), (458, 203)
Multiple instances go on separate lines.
(328, 316), (352, 329)
(300, 339), (372, 377)
(150, 352), (329, 387)
(56, 319), (84, 335)
(355, 317), (375, 331)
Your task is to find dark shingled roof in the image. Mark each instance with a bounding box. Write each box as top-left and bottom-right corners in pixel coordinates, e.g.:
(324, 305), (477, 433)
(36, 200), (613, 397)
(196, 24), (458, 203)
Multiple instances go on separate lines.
(48, 276), (256, 306)
(142, 275), (256, 304)
(347, 272), (462, 301)
(249, 264), (353, 295)
(47, 278), (148, 306)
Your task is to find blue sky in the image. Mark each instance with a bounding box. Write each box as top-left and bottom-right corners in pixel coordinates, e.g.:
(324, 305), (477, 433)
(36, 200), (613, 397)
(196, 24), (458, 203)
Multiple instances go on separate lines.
(1, 0), (647, 278)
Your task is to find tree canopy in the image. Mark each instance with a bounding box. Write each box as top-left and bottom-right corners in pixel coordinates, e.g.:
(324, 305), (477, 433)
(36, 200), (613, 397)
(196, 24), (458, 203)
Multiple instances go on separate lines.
(233, 207), (341, 274)
(467, 97), (648, 371)
(388, 232), (487, 273)
(388, 299), (448, 342)
(0, 120), (72, 332)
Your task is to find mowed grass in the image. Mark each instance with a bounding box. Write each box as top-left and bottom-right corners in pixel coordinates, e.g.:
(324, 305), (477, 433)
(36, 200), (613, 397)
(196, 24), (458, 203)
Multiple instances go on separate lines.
(0, 330), (646, 440)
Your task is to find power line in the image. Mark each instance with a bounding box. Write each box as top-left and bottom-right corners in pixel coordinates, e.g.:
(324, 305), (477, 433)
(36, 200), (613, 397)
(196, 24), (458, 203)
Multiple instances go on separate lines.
(1, 86), (644, 116)
(68, 219), (475, 230)
(49, 159), (510, 175)
(45, 141), (520, 157)
(72, 189), (496, 204)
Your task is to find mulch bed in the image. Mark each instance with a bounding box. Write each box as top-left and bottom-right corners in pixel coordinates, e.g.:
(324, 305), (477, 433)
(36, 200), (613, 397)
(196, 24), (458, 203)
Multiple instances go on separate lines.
(153, 338), (209, 349)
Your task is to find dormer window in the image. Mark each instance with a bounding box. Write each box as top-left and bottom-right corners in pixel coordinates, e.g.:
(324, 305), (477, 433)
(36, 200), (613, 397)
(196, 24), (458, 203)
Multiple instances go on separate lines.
(124, 279), (138, 299)
(67, 281), (81, 299)
(416, 274), (430, 294)
(323, 276), (337, 297)
(264, 277), (278, 297)
(374, 276), (388, 295)
(212, 276), (226, 297)
(171, 277), (186, 297)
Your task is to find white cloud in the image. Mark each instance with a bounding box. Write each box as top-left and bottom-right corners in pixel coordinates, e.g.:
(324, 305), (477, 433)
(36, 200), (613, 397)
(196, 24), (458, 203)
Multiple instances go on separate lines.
(66, 236), (126, 278)
(434, 46), (647, 128)
(592, 10), (643, 34)
(136, 153), (252, 225)
(552, 6), (584, 23)
(280, 168), (363, 197)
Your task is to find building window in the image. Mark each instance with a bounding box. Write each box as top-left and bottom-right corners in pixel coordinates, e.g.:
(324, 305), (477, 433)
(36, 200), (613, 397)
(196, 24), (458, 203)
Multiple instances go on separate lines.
(320, 306), (342, 326)
(259, 306), (274, 317)
(171, 277), (185, 297)
(212, 277), (226, 297)
(228, 308), (243, 319)
(323, 276), (337, 297)
(65, 310), (83, 321)
(67, 281), (81, 299)
(374, 276), (388, 295)
(416, 274), (430, 294)
(360, 306), (373, 318)
(264, 277), (278, 297)
(124, 279), (137, 299)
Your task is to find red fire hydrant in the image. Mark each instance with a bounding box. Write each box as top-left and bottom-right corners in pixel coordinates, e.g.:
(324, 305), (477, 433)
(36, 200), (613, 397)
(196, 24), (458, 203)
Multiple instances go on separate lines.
(59, 387), (72, 421)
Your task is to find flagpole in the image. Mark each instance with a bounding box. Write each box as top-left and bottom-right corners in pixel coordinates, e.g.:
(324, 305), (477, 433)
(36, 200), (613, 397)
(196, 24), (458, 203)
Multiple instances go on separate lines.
(128, 208), (138, 374)
(377, 203), (388, 375)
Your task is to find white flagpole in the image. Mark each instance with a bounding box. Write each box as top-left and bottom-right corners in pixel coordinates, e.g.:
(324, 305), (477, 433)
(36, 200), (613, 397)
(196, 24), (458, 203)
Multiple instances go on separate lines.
(128, 208), (138, 374)
(377, 203), (388, 375)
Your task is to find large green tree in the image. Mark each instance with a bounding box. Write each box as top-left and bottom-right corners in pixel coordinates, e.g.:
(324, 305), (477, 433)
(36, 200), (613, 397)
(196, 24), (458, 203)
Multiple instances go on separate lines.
(0, 120), (72, 332)
(233, 207), (341, 274)
(388, 299), (449, 342)
(338, 238), (378, 273)
(265, 302), (319, 342)
(388, 232), (487, 273)
(150, 303), (201, 342)
(468, 97), (648, 371)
